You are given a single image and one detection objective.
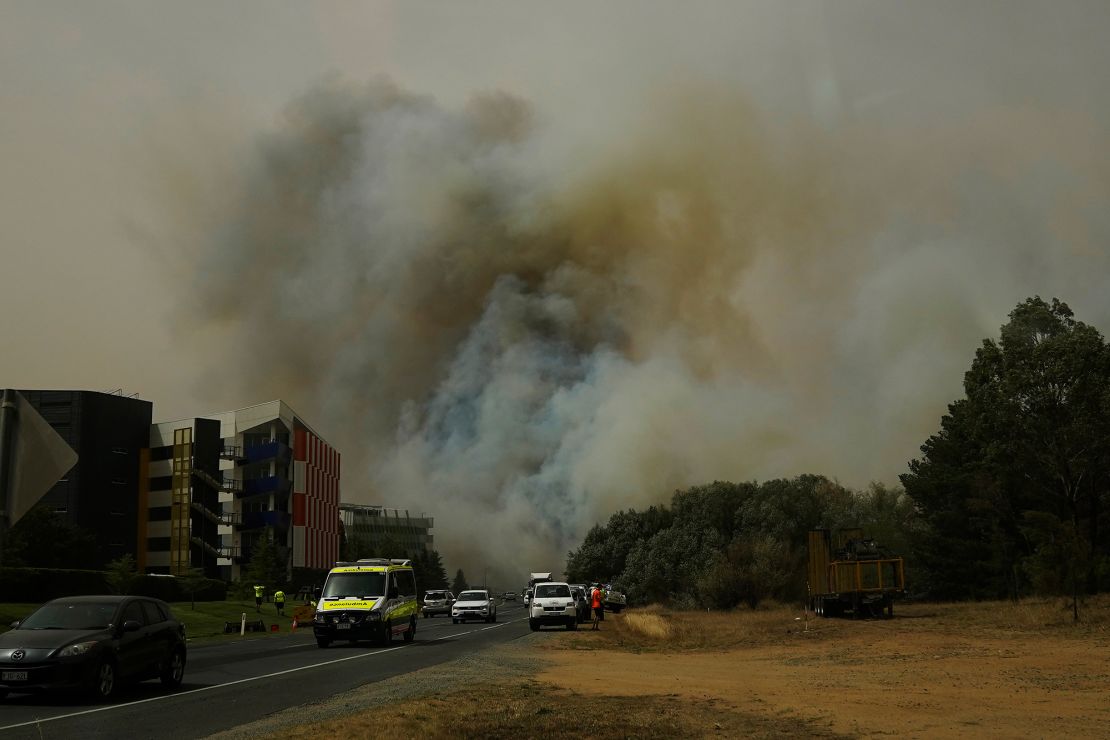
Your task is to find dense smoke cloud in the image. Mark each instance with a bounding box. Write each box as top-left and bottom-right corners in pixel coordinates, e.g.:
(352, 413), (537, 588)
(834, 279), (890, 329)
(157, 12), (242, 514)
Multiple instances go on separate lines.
(180, 45), (1110, 583)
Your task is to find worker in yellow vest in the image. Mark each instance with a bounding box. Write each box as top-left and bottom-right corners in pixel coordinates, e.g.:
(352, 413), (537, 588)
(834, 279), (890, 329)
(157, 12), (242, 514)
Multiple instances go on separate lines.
(254, 584), (264, 613)
(274, 589), (286, 616)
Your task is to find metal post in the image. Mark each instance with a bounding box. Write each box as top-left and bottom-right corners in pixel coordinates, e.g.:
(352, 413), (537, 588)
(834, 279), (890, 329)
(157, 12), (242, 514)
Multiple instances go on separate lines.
(0, 388), (19, 567)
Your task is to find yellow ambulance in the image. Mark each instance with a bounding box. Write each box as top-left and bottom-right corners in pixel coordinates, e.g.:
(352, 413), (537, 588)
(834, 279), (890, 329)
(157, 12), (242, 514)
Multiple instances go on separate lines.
(312, 558), (418, 648)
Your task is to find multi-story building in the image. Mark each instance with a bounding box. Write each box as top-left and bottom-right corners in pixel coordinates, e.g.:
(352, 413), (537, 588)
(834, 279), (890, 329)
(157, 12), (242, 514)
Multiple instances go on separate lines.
(145, 400), (339, 580)
(340, 504), (434, 559)
(16, 389), (153, 569)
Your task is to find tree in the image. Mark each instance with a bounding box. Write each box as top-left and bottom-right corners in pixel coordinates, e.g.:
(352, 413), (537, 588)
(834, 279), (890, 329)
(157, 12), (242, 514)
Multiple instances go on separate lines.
(565, 506), (672, 584)
(904, 297), (1110, 615)
(411, 549), (449, 597)
(179, 567), (208, 611)
(105, 554), (138, 595)
(243, 528), (287, 596)
(2, 505), (100, 568)
(451, 568), (469, 594)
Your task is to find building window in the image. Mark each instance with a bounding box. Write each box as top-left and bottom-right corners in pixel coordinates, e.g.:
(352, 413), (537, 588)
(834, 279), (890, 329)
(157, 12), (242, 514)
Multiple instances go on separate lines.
(150, 446), (173, 462)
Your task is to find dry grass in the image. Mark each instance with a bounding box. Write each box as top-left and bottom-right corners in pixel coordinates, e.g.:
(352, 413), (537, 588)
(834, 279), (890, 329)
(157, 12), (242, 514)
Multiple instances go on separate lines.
(552, 594), (1110, 654)
(622, 612), (673, 640)
(268, 680), (845, 740)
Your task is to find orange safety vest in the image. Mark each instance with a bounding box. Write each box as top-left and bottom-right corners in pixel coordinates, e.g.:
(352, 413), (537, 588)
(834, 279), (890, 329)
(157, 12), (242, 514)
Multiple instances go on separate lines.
(591, 589), (601, 609)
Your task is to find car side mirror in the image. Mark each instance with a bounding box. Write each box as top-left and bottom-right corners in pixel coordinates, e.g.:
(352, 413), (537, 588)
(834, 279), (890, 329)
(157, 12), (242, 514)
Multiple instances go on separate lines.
(123, 620), (143, 632)
(9, 620), (20, 629)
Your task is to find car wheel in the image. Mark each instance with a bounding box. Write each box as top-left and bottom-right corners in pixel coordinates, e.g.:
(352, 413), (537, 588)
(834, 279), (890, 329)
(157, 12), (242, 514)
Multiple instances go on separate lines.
(403, 617), (416, 643)
(492, 612), (497, 623)
(316, 637), (331, 648)
(529, 619), (539, 631)
(567, 619), (577, 631)
(0, 689), (8, 700)
(90, 659), (116, 701)
(160, 647), (186, 688)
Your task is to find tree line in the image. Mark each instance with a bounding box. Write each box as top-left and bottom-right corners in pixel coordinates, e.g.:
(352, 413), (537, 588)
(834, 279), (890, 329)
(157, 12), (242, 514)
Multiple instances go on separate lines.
(566, 297), (1110, 616)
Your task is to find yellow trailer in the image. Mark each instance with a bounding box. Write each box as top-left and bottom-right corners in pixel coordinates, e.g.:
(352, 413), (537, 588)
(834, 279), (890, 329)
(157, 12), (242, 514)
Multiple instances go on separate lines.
(807, 529), (905, 618)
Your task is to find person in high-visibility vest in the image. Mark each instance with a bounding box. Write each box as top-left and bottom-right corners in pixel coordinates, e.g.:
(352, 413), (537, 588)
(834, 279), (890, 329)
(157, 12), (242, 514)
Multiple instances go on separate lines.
(274, 589), (286, 616)
(254, 584), (264, 613)
(590, 586), (602, 630)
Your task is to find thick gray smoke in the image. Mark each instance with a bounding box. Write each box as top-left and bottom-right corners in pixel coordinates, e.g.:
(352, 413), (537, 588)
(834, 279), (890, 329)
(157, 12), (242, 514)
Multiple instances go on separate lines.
(173, 12), (1110, 583)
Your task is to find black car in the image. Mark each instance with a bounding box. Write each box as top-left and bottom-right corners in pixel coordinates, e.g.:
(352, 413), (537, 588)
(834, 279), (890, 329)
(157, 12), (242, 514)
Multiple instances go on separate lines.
(0, 595), (187, 701)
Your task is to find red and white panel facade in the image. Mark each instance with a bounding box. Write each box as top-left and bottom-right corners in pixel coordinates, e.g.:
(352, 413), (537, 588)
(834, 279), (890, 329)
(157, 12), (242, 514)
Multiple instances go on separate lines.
(292, 426), (340, 569)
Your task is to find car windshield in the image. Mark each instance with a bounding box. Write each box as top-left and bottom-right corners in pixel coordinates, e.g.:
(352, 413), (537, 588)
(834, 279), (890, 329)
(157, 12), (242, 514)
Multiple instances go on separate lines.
(458, 591), (487, 601)
(20, 602), (116, 630)
(321, 572), (386, 599)
(535, 584), (570, 598)
(425, 591), (446, 600)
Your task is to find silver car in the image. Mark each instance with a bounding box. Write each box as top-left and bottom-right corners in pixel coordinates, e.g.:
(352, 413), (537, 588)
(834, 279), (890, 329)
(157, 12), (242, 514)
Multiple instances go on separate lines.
(422, 590), (454, 618)
(451, 590), (497, 624)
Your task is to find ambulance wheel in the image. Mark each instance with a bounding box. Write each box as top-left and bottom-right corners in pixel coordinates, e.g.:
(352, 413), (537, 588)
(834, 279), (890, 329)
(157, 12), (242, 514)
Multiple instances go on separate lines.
(382, 620), (393, 646)
(403, 617), (416, 642)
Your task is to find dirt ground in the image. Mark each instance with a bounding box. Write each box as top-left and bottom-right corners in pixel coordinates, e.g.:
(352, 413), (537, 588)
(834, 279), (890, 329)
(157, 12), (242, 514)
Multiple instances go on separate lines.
(247, 598), (1109, 739)
(538, 602), (1110, 738)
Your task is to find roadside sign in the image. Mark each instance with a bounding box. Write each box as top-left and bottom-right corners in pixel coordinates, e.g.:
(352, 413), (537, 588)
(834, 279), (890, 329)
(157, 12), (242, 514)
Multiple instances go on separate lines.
(0, 389), (78, 526)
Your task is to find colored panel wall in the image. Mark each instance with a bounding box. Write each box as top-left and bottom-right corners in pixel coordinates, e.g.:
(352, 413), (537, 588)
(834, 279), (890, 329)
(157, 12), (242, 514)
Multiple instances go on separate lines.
(291, 426), (339, 569)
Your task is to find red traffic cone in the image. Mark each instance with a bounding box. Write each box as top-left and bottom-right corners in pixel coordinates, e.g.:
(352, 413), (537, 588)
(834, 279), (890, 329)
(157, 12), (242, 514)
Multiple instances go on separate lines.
(291, 617), (298, 632)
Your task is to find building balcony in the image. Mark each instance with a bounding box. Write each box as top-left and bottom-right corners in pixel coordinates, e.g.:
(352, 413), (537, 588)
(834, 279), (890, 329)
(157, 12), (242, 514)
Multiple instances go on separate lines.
(241, 476), (292, 497)
(191, 536), (239, 560)
(238, 510), (291, 531)
(243, 440), (292, 465)
(192, 468), (243, 494)
(191, 501), (241, 526)
(219, 445), (246, 462)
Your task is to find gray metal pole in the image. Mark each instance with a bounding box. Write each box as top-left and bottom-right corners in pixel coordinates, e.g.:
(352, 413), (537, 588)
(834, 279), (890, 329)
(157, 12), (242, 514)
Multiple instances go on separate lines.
(0, 388), (19, 567)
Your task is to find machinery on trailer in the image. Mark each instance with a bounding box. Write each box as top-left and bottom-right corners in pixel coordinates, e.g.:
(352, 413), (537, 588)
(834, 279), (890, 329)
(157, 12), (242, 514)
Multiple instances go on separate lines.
(807, 528), (905, 618)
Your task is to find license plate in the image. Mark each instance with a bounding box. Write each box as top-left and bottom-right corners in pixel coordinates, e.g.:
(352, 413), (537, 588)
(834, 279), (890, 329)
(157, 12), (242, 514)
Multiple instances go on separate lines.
(2, 671), (28, 681)
(337, 622), (351, 630)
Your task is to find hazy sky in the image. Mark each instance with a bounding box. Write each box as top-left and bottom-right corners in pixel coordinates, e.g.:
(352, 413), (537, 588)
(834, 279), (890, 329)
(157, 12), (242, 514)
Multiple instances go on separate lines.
(3, 1), (1108, 581)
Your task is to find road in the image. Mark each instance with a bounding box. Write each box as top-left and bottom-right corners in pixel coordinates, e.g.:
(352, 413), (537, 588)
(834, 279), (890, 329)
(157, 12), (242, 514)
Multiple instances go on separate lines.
(0, 601), (531, 739)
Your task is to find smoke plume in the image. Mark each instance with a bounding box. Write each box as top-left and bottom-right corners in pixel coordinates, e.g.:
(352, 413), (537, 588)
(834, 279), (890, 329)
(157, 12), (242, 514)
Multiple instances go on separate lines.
(176, 63), (1109, 583)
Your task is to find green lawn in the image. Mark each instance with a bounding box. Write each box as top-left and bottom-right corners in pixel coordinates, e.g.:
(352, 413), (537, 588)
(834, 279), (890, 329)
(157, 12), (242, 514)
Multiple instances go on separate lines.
(0, 599), (304, 643)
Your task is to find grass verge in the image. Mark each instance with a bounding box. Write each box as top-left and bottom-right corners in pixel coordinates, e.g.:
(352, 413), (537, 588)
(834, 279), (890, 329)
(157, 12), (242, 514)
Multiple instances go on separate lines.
(267, 679), (845, 739)
(0, 599), (300, 642)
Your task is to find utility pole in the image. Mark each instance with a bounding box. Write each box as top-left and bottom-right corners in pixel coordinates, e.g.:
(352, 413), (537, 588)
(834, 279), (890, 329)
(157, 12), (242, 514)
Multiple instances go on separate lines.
(0, 388), (18, 567)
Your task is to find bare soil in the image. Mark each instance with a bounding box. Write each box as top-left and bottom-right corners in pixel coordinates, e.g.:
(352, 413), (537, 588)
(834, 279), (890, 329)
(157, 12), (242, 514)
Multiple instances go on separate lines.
(250, 597), (1110, 739)
(539, 598), (1110, 738)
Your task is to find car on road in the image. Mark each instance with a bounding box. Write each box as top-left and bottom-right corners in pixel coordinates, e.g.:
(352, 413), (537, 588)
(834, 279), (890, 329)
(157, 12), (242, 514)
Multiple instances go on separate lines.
(502, 592), (516, 601)
(451, 590), (497, 623)
(0, 595), (187, 701)
(313, 558), (419, 647)
(422, 590), (455, 618)
(529, 582), (577, 631)
(568, 585), (591, 624)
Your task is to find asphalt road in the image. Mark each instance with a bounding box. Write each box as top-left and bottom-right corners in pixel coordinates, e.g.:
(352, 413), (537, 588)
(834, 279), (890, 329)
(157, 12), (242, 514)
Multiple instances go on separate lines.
(0, 602), (531, 739)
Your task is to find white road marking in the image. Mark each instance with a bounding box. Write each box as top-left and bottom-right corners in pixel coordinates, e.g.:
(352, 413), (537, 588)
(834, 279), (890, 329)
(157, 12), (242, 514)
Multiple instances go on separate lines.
(0, 617), (528, 732)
